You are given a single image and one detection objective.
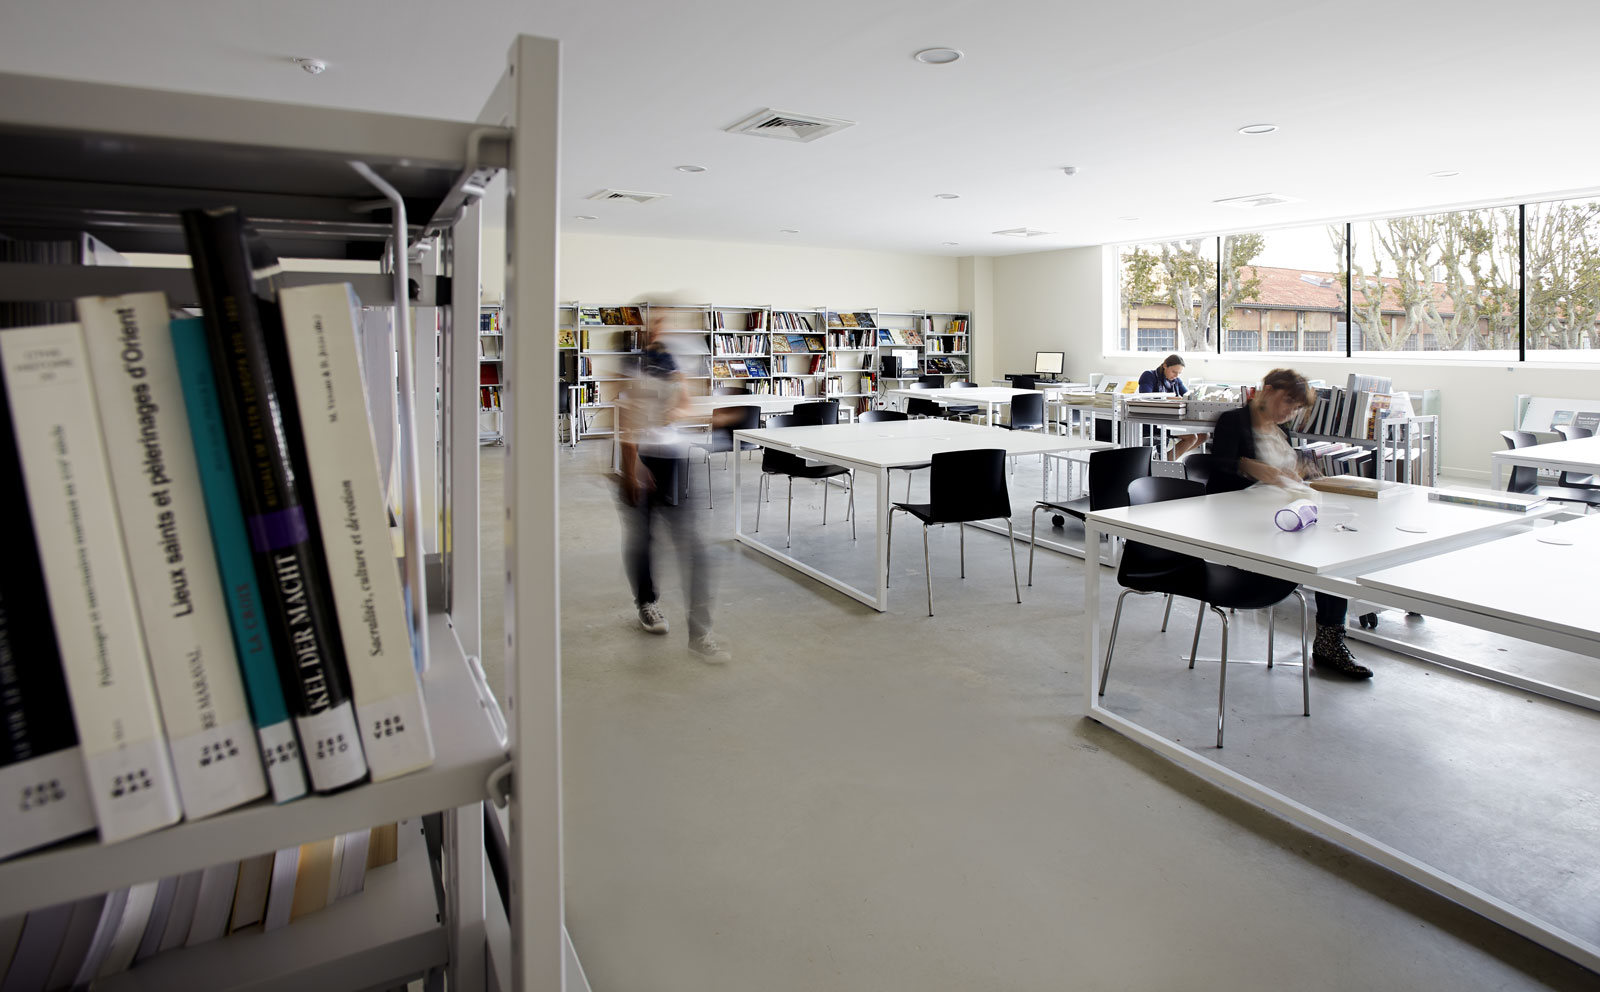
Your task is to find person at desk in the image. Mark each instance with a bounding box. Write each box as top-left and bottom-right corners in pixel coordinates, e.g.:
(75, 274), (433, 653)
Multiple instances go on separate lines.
(616, 314), (730, 663)
(1137, 353), (1207, 459)
(1208, 368), (1371, 679)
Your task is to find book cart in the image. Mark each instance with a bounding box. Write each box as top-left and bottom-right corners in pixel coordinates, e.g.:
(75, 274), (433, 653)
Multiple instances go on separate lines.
(0, 34), (572, 992)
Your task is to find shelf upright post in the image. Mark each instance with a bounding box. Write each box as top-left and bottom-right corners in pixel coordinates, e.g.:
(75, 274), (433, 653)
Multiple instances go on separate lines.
(495, 34), (566, 992)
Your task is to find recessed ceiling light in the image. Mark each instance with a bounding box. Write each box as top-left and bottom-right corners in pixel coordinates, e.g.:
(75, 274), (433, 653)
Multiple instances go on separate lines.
(574, 214), (598, 220)
(1118, 215), (1140, 221)
(913, 48), (963, 64)
(1237, 123), (1277, 135)
(993, 227), (1054, 238)
(934, 193), (961, 200)
(675, 164), (707, 173)
(779, 229), (799, 234)
(941, 242), (960, 246)
(1428, 170), (1461, 178)
(292, 57), (328, 75)
(1213, 192), (1301, 209)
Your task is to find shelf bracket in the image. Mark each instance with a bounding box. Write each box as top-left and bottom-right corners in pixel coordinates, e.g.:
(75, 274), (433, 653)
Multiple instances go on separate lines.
(486, 760), (515, 808)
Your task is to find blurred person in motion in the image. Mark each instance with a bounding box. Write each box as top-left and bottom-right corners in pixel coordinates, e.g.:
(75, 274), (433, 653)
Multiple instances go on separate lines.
(616, 307), (730, 662)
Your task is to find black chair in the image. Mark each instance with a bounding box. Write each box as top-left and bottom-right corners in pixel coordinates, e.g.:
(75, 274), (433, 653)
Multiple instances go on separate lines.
(1553, 425), (1597, 488)
(944, 379), (982, 420)
(1010, 375), (1038, 391)
(1498, 431), (1600, 509)
(688, 404), (759, 508)
(1029, 445), (1151, 584)
(995, 392), (1045, 432)
(791, 399), (840, 426)
(755, 414), (854, 547)
(887, 449), (1020, 616)
(860, 410), (930, 499)
(712, 385), (752, 396)
(1098, 477), (1309, 748)
(1179, 452), (1228, 488)
(917, 374), (945, 387)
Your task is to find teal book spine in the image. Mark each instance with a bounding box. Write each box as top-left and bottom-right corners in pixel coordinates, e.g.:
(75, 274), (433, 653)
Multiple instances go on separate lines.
(170, 317), (308, 803)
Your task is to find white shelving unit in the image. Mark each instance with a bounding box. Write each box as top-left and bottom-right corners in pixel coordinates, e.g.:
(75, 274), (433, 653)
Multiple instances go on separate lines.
(0, 33), (571, 992)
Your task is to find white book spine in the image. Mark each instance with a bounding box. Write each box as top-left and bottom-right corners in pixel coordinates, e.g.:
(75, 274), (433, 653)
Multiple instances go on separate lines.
(77, 293), (267, 819)
(279, 285), (434, 782)
(0, 323), (182, 843)
(0, 748), (95, 860)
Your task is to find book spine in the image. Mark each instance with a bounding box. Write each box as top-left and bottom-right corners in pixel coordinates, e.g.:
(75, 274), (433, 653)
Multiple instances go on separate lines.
(181, 207), (366, 793)
(279, 285), (434, 781)
(0, 372), (96, 860)
(77, 292), (268, 820)
(0, 323), (183, 843)
(170, 317), (308, 804)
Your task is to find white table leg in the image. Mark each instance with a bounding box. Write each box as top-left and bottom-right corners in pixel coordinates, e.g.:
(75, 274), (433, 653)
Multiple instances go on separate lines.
(732, 438), (744, 536)
(876, 466), (891, 608)
(1084, 517), (1102, 703)
(1492, 457), (1504, 491)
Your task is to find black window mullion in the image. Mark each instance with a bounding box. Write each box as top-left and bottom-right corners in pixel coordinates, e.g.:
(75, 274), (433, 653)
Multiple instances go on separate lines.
(1344, 222), (1353, 358)
(1518, 203), (1527, 362)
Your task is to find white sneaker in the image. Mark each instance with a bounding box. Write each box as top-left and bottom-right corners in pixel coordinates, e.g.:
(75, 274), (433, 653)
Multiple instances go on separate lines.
(638, 601), (669, 635)
(688, 632), (731, 663)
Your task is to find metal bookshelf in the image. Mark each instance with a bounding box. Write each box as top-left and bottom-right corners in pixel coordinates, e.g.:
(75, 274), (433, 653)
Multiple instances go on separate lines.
(0, 33), (572, 992)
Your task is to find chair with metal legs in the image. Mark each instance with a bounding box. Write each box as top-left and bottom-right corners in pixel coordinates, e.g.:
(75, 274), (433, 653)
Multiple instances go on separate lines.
(859, 409), (929, 499)
(886, 448), (1020, 616)
(1028, 445), (1150, 585)
(754, 414), (855, 548)
(1498, 430), (1600, 509)
(688, 404), (759, 508)
(1097, 477), (1309, 748)
(1553, 425), (1598, 488)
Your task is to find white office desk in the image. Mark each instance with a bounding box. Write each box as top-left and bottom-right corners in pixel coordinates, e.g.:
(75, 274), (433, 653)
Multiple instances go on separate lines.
(886, 386), (1040, 424)
(731, 419), (1100, 610)
(1489, 435), (1600, 489)
(1081, 487), (1594, 972)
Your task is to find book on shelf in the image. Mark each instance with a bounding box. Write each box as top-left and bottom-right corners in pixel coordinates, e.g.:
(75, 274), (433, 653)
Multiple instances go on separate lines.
(745, 358), (769, 378)
(599, 307), (623, 325)
(578, 307), (602, 325)
(557, 329), (576, 348)
(186, 860), (239, 946)
(1308, 475), (1404, 499)
(182, 206), (367, 794)
(278, 283), (435, 781)
(838, 312), (858, 327)
(229, 854), (274, 934)
(853, 311), (875, 328)
(949, 356), (970, 373)
(905, 329), (923, 347)
(876, 328), (893, 346)
(1428, 487), (1548, 512)
(711, 360), (732, 378)
(0, 370), (96, 860)
(134, 875), (180, 963)
(770, 335), (791, 353)
(622, 306), (643, 325)
(0, 321), (184, 844)
(728, 359), (750, 377)
(825, 311), (842, 327)
(802, 335), (825, 352)
(77, 292), (269, 822)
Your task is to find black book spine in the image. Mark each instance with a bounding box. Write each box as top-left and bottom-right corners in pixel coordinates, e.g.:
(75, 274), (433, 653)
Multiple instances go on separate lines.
(180, 207), (367, 793)
(0, 376), (78, 768)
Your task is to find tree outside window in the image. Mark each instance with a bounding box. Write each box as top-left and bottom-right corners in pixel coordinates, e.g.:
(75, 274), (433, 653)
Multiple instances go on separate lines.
(1526, 197), (1600, 353)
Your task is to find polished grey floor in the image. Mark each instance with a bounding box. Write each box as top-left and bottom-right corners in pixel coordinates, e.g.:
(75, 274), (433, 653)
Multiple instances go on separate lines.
(481, 442), (1598, 991)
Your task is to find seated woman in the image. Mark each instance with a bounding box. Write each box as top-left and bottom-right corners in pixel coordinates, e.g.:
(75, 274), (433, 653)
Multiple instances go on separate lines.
(1137, 353), (1207, 459)
(1207, 368), (1371, 679)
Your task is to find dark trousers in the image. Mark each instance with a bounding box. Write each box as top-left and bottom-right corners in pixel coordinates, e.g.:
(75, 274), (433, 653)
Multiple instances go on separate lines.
(622, 455), (712, 639)
(1315, 592), (1346, 627)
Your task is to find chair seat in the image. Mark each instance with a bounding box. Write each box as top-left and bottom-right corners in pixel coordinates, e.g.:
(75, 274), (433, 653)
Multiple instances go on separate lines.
(1536, 484), (1600, 507)
(1198, 562), (1300, 610)
(995, 422), (1041, 431)
(892, 461), (932, 472)
(1037, 496), (1089, 520)
(787, 462), (850, 480)
(691, 435), (735, 455)
(945, 404), (980, 415)
(893, 500), (993, 525)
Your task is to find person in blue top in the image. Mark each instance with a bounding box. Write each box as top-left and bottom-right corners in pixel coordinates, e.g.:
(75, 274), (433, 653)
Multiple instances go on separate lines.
(1137, 354), (1207, 458)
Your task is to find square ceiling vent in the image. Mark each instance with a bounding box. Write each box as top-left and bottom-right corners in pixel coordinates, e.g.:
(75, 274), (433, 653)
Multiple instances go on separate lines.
(992, 227), (1055, 238)
(1214, 192), (1302, 209)
(725, 109), (855, 142)
(586, 189), (669, 204)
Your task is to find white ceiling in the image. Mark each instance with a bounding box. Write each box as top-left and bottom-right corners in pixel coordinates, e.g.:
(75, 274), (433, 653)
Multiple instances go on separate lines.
(4, 0), (1599, 256)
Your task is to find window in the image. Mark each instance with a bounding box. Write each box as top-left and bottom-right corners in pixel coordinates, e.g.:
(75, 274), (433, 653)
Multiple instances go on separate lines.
(1119, 238), (1218, 353)
(1221, 225), (1346, 354)
(1349, 208), (1518, 356)
(1525, 196), (1600, 354)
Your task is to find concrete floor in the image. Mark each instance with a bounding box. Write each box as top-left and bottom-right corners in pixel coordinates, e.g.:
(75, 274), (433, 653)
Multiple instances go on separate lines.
(480, 442), (1598, 991)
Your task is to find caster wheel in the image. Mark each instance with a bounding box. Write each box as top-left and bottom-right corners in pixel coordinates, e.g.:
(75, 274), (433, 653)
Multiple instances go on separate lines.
(1358, 612), (1378, 629)
(1052, 514), (1066, 529)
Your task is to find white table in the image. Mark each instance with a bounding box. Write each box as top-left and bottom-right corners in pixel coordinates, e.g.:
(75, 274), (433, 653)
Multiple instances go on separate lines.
(1081, 487), (1594, 972)
(886, 386), (1041, 425)
(1489, 435), (1600, 490)
(732, 419), (1102, 611)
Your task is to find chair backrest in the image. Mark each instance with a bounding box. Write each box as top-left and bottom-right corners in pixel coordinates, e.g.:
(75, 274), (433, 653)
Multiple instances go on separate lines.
(1087, 445), (1153, 511)
(949, 380), (978, 389)
(1501, 430), (1538, 449)
(762, 414), (803, 474)
(1499, 430), (1540, 493)
(1180, 452), (1226, 487)
(905, 397), (943, 418)
(1008, 392), (1045, 429)
(713, 385), (752, 396)
(917, 374), (945, 388)
(858, 409), (908, 423)
(1119, 477), (1206, 585)
(1556, 425), (1594, 442)
(908, 381), (937, 391)
(1011, 374), (1038, 391)
(927, 449), (1010, 522)
(792, 400), (839, 426)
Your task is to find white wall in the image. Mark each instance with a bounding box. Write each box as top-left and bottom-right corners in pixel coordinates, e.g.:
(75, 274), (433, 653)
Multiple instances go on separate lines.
(993, 246), (1600, 481)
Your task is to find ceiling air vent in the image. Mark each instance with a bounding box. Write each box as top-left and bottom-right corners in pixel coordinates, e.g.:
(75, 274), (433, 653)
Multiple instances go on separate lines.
(725, 109), (855, 143)
(586, 189), (670, 204)
(992, 227), (1055, 238)
(1213, 192), (1301, 209)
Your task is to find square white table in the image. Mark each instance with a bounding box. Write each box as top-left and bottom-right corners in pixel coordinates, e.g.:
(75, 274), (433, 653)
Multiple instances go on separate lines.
(1489, 435), (1600, 490)
(885, 386), (1041, 424)
(731, 419), (1102, 611)
(1081, 486), (1595, 972)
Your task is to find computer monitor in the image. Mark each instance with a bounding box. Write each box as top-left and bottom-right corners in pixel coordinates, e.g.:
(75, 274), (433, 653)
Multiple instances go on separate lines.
(892, 348), (919, 369)
(1034, 351), (1065, 377)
